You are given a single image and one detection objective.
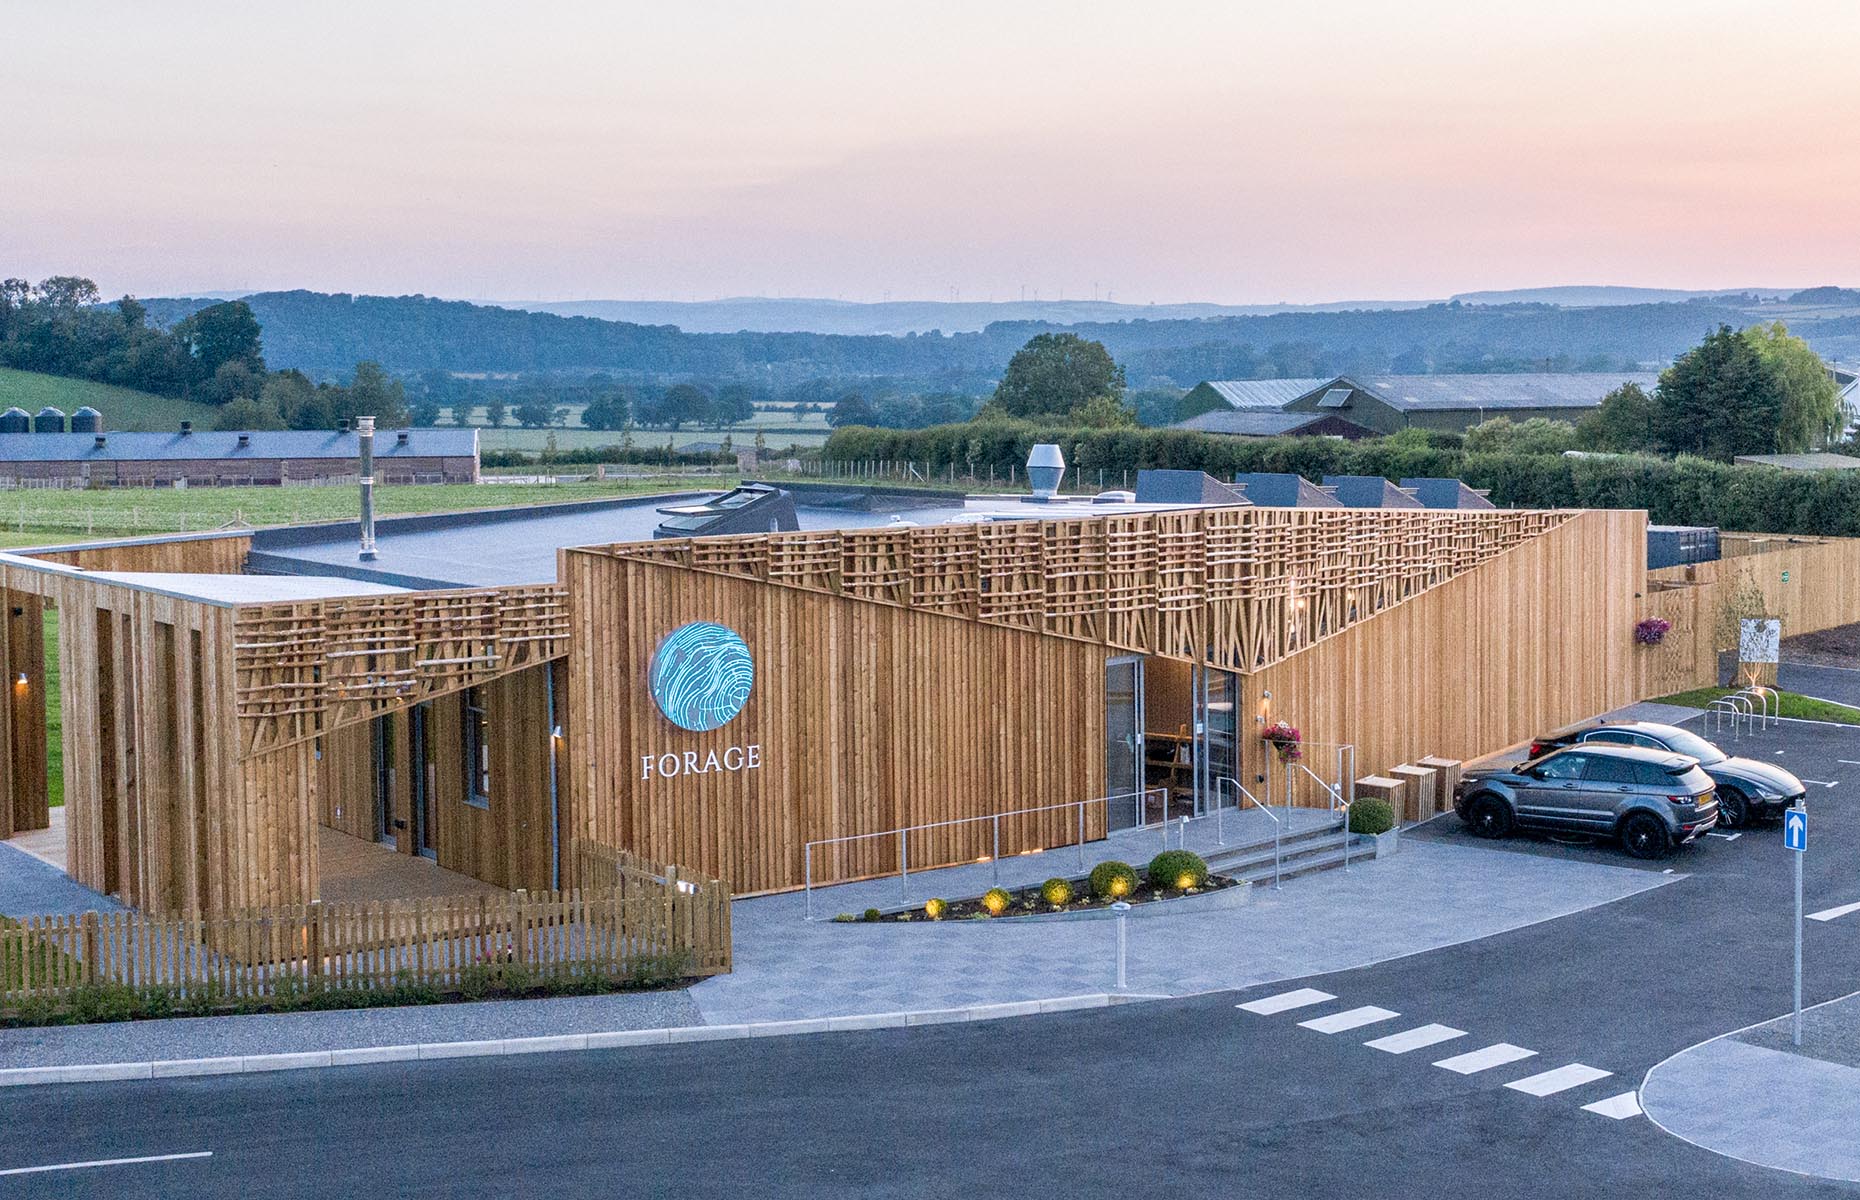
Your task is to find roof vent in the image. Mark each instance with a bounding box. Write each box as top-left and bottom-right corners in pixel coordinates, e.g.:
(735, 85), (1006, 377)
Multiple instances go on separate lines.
(94, 434), (106, 450)
(396, 430), (410, 446)
(179, 420), (193, 435)
(338, 418), (352, 433)
(236, 433), (251, 449)
(1026, 443), (1065, 500)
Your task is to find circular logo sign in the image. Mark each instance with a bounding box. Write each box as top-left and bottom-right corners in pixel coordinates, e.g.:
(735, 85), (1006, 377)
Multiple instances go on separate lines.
(649, 622), (754, 732)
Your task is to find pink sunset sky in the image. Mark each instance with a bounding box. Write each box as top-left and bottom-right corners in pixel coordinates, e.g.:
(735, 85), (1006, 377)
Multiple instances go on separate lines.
(5, 0), (1858, 304)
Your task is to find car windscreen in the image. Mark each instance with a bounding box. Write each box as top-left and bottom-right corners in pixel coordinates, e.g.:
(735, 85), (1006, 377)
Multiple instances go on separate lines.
(1657, 728), (1726, 765)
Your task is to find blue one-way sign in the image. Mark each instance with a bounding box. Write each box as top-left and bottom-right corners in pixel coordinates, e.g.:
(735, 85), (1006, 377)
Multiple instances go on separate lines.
(1784, 808), (1807, 853)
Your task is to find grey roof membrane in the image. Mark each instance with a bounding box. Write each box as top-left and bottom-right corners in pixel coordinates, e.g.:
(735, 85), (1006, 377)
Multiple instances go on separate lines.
(1322, 476), (1424, 508)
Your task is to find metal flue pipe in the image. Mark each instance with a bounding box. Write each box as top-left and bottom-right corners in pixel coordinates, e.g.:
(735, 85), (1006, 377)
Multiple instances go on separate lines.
(357, 415), (378, 561)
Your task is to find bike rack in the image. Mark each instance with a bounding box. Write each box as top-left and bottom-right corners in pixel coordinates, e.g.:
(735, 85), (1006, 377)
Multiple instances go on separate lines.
(1733, 685), (1778, 730)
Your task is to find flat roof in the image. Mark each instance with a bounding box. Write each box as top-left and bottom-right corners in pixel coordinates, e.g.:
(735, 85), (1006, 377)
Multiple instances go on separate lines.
(0, 428), (477, 462)
(245, 487), (1256, 588)
(86, 572), (411, 603)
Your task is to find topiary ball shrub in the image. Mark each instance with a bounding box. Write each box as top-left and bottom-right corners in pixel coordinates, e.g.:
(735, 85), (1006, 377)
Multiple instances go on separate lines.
(1089, 860), (1138, 899)
(981, 887), (1012, 916)
(1146, 849), (1209, 892)
(924, 897), (948, 920)
(1350, 797), (1395, 836)
(862, 908), (882, 922)
(1040, 877), (1073, 907)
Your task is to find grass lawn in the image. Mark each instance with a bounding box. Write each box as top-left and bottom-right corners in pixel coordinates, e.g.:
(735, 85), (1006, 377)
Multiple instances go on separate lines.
(1652, 686), (1860, 725)
(0, 477), (719, 539)
(0, 367), (220, 433)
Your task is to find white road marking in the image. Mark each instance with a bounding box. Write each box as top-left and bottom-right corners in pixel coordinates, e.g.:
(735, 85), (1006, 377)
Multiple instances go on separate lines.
(1799, 778), (1839, 788)
(1299, 1005), (1400, 1034)
(1365, 1024), (1467, 1054)
(1434, 1043), (1538, 1074)
(1808, 900), (1860, 922)
(1582, 1091), (1644, 1120)
(1705, 831), (1742, 841)
(1836, 760), (1860, 766)
(0, 1151), (213, 1178)
(1237, 988), (1336, 1015)
(1505, 1063), (1613, 1097)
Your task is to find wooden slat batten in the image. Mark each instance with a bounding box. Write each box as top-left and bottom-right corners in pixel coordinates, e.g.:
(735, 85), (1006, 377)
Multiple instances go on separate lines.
(233, 582), (569, 756)
(585, 506), (1581, 673)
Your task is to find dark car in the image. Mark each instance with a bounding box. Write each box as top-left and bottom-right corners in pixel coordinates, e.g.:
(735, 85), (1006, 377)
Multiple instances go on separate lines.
(1526, 719), (1803, 829)
(1453, 743), (1718, 859)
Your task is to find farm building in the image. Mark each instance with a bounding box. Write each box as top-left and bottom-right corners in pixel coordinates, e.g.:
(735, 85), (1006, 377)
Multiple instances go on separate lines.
(1176, 372), (1660, 435)
(0, 454), (1855, 926)
(0, 426), (479, 487)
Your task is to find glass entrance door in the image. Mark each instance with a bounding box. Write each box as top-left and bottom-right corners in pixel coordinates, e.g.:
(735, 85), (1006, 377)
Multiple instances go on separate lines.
(410, 703), (437, 860)
(371, 716), (396, 846)
(1105, 656), (1144, 830)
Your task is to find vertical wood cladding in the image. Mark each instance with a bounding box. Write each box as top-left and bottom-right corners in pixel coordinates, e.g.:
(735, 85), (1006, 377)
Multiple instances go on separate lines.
(564, 552), (1107, 895)
(0, 591), (48, 838)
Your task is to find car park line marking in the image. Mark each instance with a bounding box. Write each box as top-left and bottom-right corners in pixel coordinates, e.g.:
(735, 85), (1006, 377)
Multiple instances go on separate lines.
(1364, 1024), (1467, 1054)
(1433, 1043), (1537, 1074)
(1582, 1091), (1644, 1120)
(1705, 831), (1741, 840)
(1808, 900), (1860, 922)
(0, 1151), (213, 1177)
(1505, 1063), (1613, 1097)
(1298, 1006), (1400, 1034)
(1837, 760), (1860, 766)
(1237, 988), (1336, 1015)
(1798, 778), (1839, 788)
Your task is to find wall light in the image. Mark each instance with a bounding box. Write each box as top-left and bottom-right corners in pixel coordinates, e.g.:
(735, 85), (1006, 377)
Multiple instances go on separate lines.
(13, 672), (26, 691)
(551, 725), (564, 740)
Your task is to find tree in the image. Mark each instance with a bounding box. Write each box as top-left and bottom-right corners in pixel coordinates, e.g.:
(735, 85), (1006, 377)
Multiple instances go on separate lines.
(1654, 325), (1785, 461)
(213, 397), (287, 430)
(993, 333), (1125, 420)
(1743, 322), (1842, 450)
(1068, 394), (1138, 428)
(826, 393), (877, 427)
(713, 382), (757, 427)
(647, 383), (713, 430)
(173, 300), (264, 387)
(481, 395), (507, 428)
(581, 386), (632, 430)
(260, 369), (320, 428)
(1575, 382), (1659, 452)
(407, 394), (443, 426)
(341, 361), (410, 427)
(514, 393), (565, 428)
(1465, 416), (1575, 456)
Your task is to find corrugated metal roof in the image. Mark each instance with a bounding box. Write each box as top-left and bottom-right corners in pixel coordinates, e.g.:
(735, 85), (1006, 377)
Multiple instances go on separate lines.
(1355, 373), (1660, 412)
(1203, 378), (1330, 409)
(1173, 410), (1334, 436)
(1732, 452), (1860, 471)
(0, 428), (478, 463)
(1322, 475), (1424, 508)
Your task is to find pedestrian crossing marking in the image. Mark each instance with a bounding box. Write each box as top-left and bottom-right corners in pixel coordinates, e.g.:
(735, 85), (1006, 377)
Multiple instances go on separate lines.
(1299, 1006), (1400, 1034)
(1237, 988), (1336, 1015)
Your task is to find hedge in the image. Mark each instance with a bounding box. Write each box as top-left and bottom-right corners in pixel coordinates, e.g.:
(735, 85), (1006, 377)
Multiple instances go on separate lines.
(822, 423), (1860, 538)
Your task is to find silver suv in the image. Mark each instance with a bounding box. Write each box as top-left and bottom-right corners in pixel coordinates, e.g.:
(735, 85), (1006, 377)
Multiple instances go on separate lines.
(1454, 743), (1719, 859)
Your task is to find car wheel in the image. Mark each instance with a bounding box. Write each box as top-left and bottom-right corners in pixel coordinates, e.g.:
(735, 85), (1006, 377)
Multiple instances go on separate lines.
(1716, 787), (1748, 830)
(1467, 794), (1513, 839)
(1620, 812), (1670, 860)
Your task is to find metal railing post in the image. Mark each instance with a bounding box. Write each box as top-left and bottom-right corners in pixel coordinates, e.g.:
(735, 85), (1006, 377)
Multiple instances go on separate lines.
(900, 828), (909, 905)
(1078, 800), (1087, 872)
(992, 816), (1001, 886)
(804, 842), (814, 922)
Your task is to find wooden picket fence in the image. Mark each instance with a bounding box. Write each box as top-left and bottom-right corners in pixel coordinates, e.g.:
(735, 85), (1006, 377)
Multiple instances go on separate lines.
(0, 849), (730, 1012)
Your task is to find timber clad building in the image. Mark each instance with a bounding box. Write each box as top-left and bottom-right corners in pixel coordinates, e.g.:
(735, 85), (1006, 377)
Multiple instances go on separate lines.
(0, 477), (1856, 916)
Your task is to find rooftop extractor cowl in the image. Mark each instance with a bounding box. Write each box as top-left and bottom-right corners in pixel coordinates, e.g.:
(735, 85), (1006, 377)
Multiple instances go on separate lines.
(1027, 443), (1065, 501)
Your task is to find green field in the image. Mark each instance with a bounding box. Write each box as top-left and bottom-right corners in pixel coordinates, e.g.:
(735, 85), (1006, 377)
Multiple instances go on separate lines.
(0, 368), (220, 433)
(0, 478), (726, 540)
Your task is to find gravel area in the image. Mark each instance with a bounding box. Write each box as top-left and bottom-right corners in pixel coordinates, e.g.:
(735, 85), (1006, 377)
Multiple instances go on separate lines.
(0, 988), (702, 1068)
(1782, 623), (1860, 668)
(1738, 989), (1860, 1070)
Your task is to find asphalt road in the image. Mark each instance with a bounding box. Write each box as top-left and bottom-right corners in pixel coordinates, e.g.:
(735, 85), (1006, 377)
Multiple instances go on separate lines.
(1781, 662), (1860, 709)
(5, 718), (1858, 1199)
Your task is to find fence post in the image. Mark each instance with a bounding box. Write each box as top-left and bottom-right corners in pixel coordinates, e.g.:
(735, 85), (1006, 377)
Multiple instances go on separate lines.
(81, 910), (99, 984)
(307, 900), (322, 981)
(513, 890), (529, 965)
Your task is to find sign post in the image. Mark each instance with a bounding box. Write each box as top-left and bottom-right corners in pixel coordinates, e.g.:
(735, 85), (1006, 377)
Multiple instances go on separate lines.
(1785, 804), (1807, 1046)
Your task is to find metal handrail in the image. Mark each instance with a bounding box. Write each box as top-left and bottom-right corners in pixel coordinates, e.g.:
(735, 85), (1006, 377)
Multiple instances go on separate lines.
(1288, 761), (1353, 872)
(800, 787), (1165, 920)
(1217, 776), (1280, 889)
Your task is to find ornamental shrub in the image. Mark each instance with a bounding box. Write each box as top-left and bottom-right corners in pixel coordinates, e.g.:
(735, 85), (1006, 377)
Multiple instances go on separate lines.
(981, 887), (1012, 916)
(862, 908), (882, 922)
(1040, 877), (1073, 906)
(924, 897), (948, 919)
(1350, 797), (1395, 836)
(1089, 860), (1138, 899)
(1146, 850), (1209, 892)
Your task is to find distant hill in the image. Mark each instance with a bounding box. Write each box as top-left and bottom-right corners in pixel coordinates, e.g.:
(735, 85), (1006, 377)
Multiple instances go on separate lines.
(0, 368), (220, 433)
(131, 288), (1860, 387)
(1450, 285), (1796, 307)
(483, 295), (1435, 335)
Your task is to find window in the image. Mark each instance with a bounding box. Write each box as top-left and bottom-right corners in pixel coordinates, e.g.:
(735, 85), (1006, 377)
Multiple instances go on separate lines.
(1533, 752), (1587, 780)
(1581, 755), (1640, 784)
(463, 688), (490, 808)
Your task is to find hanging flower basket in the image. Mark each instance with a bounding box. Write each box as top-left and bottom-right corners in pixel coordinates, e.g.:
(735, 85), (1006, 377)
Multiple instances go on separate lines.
(1634, 617), (1672, 646)
(1261, 721), (1303, 763)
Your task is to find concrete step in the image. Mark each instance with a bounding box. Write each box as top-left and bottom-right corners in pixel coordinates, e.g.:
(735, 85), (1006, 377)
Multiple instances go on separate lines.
(1229, 834), (1378, 887)
(1202, 817), (1346, 873)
